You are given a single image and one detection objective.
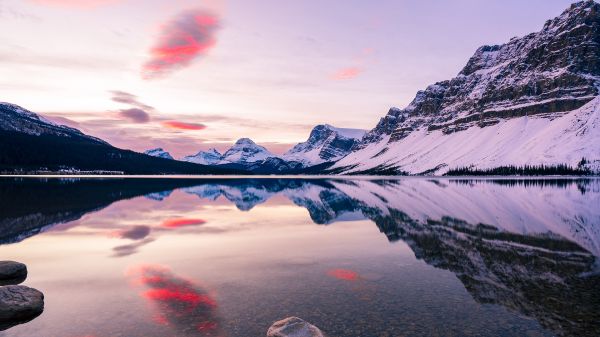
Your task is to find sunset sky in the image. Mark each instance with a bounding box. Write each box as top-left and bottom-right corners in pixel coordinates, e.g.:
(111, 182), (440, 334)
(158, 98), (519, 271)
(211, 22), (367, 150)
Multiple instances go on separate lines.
(0, 0), (576, 157)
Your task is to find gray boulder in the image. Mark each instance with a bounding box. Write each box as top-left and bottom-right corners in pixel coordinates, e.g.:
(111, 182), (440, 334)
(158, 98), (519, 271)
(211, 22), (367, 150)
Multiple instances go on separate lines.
(0, 285), (44, 329)
(267, 317), (325, 337)
(0, 261), (27, 285)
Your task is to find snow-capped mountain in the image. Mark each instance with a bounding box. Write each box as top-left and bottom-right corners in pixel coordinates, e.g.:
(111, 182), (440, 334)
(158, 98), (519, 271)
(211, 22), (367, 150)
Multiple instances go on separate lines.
(333, 0), (600, 175)
(283, 124), (366, 166)
(183, 148), (222, 165)
(220, 138), (276, 164)
(0, 102), (107, 144)
(144, 148), (174, 160)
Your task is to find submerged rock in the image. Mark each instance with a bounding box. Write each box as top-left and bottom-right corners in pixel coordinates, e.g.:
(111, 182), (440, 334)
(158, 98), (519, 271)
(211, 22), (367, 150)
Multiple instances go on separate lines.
(267, 317), (326, 337)
(0, 285), (44, 330)
(0, 261), (27, 286)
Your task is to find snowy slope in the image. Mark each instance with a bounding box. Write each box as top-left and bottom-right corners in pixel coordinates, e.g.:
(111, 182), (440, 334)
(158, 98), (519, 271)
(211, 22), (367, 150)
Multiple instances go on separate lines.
(144, 148), (174, 160)
(334, 97), (600, 174)
(283, 124), (366, 166)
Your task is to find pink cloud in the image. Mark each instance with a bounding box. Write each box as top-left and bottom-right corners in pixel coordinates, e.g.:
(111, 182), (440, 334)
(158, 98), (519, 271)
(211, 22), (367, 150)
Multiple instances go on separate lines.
(143, 9), (220, 79)
(161, 218), (207, 229)
(331, 67), (362, 80)
(28, 0), (122, 8)
(162, 121), (207, 131)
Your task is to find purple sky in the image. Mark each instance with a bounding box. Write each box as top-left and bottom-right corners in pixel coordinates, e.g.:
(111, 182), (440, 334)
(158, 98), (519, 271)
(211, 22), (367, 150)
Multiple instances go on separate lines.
(0, 0), (578, 156)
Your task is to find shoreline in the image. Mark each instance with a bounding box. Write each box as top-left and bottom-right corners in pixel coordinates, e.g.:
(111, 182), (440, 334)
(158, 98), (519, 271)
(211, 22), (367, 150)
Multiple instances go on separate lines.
(0, 174), (597, 180)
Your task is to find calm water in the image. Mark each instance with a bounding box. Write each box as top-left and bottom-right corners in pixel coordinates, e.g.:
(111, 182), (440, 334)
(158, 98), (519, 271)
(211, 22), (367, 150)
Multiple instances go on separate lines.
(0, 177), (598, 337)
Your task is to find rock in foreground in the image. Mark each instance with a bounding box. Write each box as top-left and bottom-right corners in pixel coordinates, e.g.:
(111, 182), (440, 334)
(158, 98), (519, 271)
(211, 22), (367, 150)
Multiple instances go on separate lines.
(0, 285), (44, 330)
(0, 261), (27, 285)
(267, 317), (325, 337)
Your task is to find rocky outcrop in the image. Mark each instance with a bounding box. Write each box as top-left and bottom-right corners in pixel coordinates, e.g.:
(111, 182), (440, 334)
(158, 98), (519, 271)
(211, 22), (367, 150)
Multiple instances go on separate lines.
(267, 317), (326, 337)
(0, 261), (44, 332)
(0, 261), (27, 286)
(0, 286), (44, 331)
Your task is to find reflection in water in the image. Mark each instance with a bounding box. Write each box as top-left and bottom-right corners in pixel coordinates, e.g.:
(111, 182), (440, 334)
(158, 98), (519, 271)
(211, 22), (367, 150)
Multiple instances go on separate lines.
(327, 269), (360, 281)
(128, 265), (224, 337)
(0, 177), (599, 336)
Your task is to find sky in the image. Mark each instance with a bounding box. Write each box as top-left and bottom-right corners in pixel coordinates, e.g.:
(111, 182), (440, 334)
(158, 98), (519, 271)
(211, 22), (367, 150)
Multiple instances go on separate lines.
(0, 0), (579, 157)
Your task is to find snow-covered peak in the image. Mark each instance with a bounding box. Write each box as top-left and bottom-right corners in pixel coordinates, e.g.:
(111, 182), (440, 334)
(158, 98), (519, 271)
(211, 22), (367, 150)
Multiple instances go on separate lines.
(221, 138), (276, 164)
(183, 148), (223, 165)
(234, 138), (256, 146)
(283, 124), (367, 166)
(144, 148), (174, 160)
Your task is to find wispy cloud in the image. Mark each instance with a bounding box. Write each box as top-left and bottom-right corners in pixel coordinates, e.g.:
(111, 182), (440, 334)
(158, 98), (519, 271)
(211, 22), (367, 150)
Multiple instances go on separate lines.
(330, 47), (375, 81)
(162, 121), (207, 131)
(143, 9), (221, 79)
(117, 108), (150, 123)
(110, 91), (153, 123)
(331, 67), (362, 80)
(110, 91), (154, 111)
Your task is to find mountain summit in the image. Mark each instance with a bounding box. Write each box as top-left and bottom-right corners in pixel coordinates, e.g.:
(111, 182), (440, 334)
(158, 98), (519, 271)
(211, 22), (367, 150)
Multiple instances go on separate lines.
(283, 124), (366, 166)
(333, 0), (600, 174)
(221, 138), (276, 164)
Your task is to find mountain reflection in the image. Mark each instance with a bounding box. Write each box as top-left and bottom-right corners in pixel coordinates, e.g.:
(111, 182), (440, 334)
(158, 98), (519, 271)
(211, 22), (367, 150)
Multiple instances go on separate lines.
(1, 177), (599, 336)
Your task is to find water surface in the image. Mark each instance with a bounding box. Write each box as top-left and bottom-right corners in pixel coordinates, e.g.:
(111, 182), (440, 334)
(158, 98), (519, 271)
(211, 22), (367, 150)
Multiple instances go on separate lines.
(0, 177), (598, 337)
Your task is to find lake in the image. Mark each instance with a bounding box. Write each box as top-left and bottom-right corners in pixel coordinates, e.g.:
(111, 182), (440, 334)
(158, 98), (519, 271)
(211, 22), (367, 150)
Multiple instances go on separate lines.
(0, 177), (598, 337)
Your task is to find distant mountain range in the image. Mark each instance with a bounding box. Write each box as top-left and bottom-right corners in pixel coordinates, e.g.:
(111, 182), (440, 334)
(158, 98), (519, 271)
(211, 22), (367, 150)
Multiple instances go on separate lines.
(144, 125), (366, 173)
(1, 1), (599, 175)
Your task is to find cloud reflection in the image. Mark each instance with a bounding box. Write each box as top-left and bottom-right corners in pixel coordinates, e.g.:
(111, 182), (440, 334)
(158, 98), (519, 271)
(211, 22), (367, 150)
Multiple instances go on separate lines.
(328, 268), (359, 281)
(128, 265), (224, 336)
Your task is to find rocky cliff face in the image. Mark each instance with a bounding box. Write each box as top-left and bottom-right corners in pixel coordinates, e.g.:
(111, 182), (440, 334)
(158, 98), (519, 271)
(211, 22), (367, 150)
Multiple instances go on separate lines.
(335, 1), (600, 174)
